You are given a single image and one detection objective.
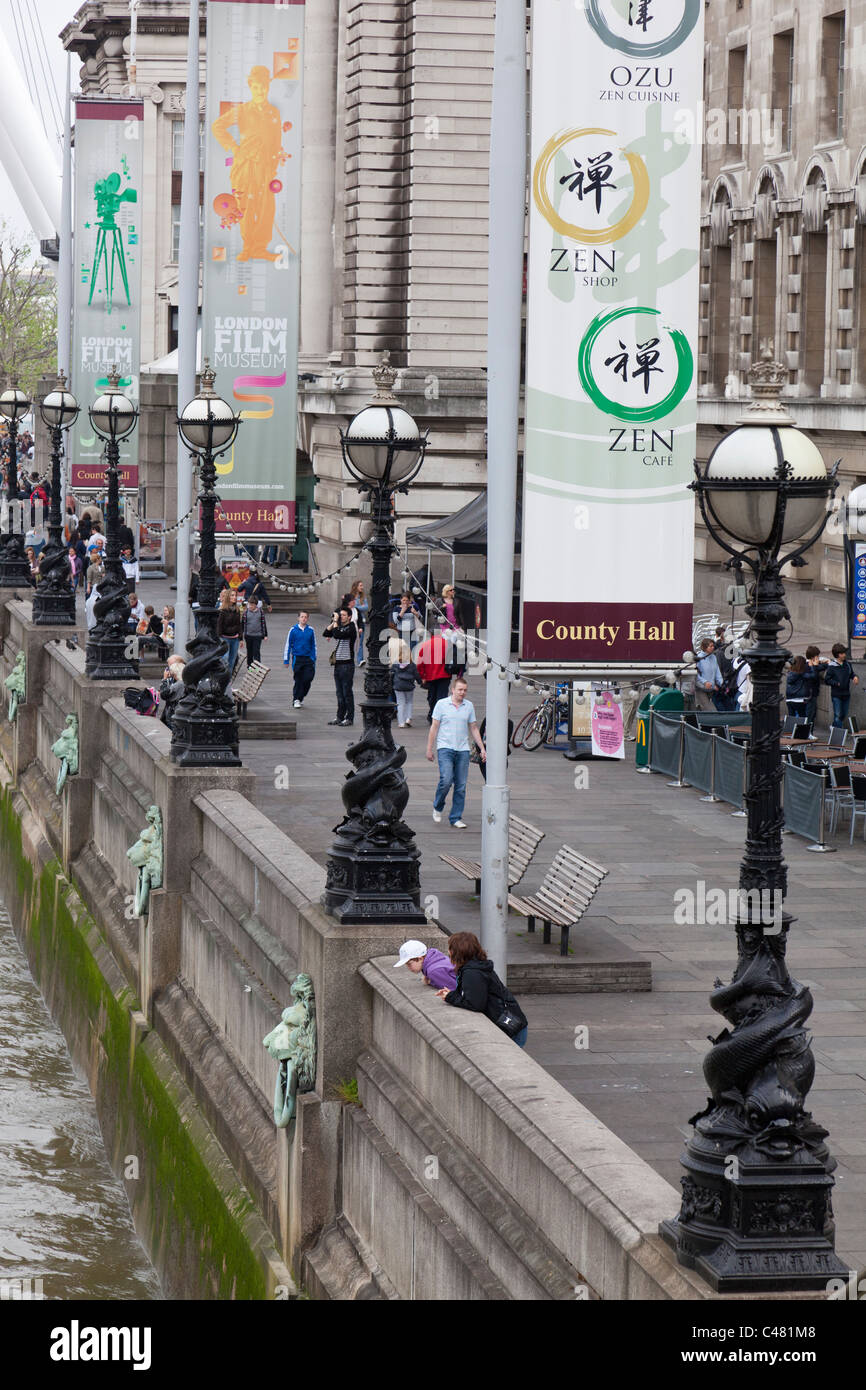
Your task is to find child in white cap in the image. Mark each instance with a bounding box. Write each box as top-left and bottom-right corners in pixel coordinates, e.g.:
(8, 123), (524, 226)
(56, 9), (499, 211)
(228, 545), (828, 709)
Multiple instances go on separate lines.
(394, 939), (456, 992)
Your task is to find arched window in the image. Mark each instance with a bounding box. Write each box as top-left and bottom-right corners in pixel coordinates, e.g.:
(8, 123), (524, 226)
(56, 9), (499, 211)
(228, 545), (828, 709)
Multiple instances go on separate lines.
(752, 176), (779, 362)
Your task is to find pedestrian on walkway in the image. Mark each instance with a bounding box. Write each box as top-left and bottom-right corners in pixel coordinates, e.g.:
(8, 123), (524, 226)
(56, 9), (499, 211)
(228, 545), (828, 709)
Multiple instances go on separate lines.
(416, 628), (450, 723)
(426, 676), (485, 828)
(437, 932), (528, 1047)
(217, 589), (243, 674)
(695, 638), (724, 711)
(284, 610), (317, 707)
(350, 580), (369, 666)
(121, 545), (139, 595)
(238, 571), (272, 611)
(785, 656), (812, 724)
(242, 596), (268, 666)
(805, 646), (826, 726)
(390, 639), (422, 727)
(825, 643), (859, 728)
(393, 939), (457, 991)
(324, 606), (356, 725)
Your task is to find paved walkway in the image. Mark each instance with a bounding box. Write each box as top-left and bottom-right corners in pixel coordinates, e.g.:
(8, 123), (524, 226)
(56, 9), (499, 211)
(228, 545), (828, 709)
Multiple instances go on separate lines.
(125, 575), (866, 1272)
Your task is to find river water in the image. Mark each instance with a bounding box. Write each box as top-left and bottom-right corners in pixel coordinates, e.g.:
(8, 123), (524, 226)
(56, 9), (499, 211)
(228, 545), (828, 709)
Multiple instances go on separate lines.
(0, 900), (161, 1300)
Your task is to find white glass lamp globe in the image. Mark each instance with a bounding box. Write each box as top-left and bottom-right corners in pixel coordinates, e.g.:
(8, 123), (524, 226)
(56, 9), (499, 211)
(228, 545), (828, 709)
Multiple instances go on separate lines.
(41, 377), (79, 431)
(90, 375), (137, 440)
(344, 404), (423, 485)
(705, 425), (828, 546)
(180, 393), (237, 451)
(0, 382), (31, 423)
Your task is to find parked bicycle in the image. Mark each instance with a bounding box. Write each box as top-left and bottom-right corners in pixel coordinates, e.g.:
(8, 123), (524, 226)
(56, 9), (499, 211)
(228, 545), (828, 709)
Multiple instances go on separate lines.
(512, 689), (563, 751)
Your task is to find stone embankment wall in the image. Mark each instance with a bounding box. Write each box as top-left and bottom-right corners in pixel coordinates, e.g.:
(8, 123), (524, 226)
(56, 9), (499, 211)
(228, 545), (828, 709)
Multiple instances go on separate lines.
(0, 596), (716, 1300)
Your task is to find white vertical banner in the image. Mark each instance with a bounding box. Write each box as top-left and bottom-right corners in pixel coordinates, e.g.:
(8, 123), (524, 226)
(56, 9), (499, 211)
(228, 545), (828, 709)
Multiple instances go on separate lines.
(521, 0), (703, 668)
(202, 0), (305, 541)
(70, 99), (143, 491)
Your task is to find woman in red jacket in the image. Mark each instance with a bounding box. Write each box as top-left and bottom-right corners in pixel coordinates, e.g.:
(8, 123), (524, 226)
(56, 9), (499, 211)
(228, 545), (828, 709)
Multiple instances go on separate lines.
(415, 630), (450, 724)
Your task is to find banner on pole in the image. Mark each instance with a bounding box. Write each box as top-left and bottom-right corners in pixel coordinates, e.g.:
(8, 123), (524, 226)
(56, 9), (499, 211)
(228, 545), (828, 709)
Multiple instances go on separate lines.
(853, 542), (866, 641)
(202, 0), (305, 540)
(520, 1), (702, 667)
(70, 100), (143, 491)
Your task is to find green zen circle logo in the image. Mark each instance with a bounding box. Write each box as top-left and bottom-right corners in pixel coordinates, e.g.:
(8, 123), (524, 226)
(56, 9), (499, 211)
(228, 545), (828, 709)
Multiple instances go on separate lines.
(584, 0), (701, 60)
(578, 306), (693, 422)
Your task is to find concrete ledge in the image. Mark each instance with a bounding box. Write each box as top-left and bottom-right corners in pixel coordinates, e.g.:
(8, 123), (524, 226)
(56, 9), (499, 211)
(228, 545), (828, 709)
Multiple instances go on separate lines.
(359, 956), (714, 1301)
(508, 919), (652, 994)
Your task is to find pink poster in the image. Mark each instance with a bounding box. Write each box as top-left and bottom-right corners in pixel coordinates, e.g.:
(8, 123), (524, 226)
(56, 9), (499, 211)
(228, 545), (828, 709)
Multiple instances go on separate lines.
(590, 690), (625, 759)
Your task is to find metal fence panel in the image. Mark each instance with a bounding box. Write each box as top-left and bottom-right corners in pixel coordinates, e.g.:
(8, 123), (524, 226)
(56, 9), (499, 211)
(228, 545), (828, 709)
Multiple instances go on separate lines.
(715, 737), (745, 809)
(649, 714), (682, 779)
(783, 763), (824, 843)
(683, 723), (713, 795)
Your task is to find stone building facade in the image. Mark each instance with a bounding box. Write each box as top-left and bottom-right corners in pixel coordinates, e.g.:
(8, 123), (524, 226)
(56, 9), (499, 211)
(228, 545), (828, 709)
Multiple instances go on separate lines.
(698, 0), (866, 642)
(60, 0), (498, 604)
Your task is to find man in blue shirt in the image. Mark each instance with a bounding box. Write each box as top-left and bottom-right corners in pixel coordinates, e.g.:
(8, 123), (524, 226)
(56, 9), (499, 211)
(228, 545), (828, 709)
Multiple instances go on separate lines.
(696, 638), (724, 711)
(284, 611), (317, 707)
(425, 677), (486, 828)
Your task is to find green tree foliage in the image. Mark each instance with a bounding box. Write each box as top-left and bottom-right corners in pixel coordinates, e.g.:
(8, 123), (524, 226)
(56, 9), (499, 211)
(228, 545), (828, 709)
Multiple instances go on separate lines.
(0, 223), (57, 398)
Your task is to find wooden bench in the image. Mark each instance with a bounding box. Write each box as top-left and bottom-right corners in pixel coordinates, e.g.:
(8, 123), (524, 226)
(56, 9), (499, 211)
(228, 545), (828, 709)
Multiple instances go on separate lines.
(439, 814), (545, 895)
(508, 845), (608, 956)
(233, 660), (270, 718)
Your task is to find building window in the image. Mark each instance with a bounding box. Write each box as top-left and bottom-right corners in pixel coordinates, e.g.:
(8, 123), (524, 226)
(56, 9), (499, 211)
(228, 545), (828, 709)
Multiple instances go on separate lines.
(772, 31), (794, 153)
(820, 14), (845, 141)
(726, 47), (746, 158)
(171, 118), (205, 172)
(171, 204), (204, 264)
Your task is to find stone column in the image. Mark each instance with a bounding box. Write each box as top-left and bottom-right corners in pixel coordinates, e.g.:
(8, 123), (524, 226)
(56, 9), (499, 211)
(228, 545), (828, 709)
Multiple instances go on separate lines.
(299, 0), (340, 368)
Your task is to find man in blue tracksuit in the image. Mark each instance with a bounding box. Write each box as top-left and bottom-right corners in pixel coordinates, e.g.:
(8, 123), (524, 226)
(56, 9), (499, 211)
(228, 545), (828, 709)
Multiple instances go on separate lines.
(284, 611), (317, 707)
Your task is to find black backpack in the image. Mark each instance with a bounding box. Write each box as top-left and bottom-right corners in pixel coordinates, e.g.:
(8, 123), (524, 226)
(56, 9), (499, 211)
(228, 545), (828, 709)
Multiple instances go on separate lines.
(485, 970), (528, 1039)
(123, 686), (158, 716)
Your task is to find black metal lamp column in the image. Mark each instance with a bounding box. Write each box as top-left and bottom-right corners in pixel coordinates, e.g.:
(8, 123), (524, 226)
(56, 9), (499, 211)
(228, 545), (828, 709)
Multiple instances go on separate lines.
(322, 353), (429, 923)
(170, 361), (242, 767)
(0, 378), (34, 588)
(85, 366), (140, 680)
(33, 373), (79, 625)
(661, 355), (847, 1290)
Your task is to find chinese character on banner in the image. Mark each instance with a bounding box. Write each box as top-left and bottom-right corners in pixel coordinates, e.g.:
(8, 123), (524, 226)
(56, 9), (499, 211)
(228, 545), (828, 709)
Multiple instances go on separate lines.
(628, 0), (654, 32)
(559, 151), (616, 214)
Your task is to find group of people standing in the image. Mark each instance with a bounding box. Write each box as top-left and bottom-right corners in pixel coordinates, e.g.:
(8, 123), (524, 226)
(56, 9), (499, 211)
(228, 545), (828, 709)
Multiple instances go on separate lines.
(694, 626), (860, 730)
(693, 626), (750, 712)
(786, 644), (859, 729)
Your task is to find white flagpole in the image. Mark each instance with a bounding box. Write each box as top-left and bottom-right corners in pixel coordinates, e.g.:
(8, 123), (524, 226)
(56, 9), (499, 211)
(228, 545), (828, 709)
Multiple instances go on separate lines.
(480, 0), (526, 980)
(174, 0), (200, 658)
(58, 55), (73, 515)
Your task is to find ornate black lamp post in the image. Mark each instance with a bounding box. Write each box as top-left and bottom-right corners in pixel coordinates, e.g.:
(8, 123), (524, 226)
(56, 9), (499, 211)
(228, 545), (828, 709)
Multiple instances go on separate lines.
(661, 356), (847, 1290)
(33, 373), (79, 625)
(85, 366), (140, 680)
(0, 378), (34, 588)
(170, 362), (242, 767)
(322, 354), (429, 923)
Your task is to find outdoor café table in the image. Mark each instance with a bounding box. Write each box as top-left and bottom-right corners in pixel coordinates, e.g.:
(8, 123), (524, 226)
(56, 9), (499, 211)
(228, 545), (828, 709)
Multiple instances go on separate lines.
(803, 748), (850, 762)
(779, 737), (813, 749)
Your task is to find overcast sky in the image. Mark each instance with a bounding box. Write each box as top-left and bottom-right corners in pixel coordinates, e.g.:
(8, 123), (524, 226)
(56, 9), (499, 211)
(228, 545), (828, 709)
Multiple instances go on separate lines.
(0, 0), (79, 247)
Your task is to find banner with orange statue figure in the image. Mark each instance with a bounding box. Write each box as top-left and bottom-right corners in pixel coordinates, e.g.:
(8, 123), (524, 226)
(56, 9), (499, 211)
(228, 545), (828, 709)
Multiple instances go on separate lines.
(202, 0), (305, 538)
